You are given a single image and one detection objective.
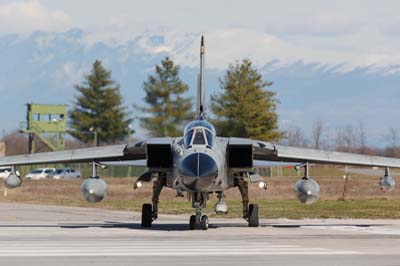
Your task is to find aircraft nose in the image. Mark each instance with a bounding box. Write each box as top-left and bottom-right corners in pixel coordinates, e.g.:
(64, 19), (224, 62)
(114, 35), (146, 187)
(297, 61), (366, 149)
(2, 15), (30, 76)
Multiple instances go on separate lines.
(180, 153), (218, 177)
(180, 153), (218, 190)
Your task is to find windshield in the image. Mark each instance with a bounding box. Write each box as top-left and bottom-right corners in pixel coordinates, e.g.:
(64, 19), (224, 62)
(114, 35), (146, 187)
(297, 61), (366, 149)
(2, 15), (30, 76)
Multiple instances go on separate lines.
(183, 119), (216, 148)
(184, 127), (215, 147)
(205, 130), (214, 147)
(193, 129), (206, 145)
(184, 129), (194, 147)
(184, 120), (216, 134)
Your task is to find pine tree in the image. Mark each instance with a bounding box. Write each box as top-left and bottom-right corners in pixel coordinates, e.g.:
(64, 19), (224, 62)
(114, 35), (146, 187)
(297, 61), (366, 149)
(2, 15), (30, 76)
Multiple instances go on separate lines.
(211, 59), (283, 141)
(137, 57), (193, 137)
(69, 60), (132, 145)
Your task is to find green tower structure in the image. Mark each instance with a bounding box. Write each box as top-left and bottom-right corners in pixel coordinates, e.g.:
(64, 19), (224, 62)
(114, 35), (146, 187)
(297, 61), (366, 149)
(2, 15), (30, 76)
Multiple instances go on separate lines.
(19, 103), (67, 153)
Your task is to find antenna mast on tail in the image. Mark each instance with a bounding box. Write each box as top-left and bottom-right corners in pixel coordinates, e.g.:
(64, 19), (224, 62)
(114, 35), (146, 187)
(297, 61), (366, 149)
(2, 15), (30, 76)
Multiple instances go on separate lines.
(197, 36), (206, 119)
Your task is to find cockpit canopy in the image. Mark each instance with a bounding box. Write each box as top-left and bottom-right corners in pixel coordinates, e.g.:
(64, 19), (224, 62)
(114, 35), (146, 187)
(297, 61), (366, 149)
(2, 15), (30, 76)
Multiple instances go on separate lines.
(183, 120), (216, 148)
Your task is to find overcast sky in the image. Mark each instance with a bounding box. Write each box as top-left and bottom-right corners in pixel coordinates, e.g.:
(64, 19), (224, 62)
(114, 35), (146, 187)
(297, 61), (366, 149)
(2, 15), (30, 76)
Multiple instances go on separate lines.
(0, 0), (398, 35)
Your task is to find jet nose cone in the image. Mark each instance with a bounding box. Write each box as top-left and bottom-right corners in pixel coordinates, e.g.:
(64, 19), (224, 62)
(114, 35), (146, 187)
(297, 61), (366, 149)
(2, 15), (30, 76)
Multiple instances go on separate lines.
(180, 153), (218, 190)
(180, 153), (198, 177)
(180, 153), (218, 177)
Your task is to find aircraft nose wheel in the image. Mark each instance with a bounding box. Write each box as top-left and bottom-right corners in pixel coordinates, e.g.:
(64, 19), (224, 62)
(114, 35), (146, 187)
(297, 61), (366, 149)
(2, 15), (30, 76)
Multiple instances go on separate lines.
(189, 215), (209, 230)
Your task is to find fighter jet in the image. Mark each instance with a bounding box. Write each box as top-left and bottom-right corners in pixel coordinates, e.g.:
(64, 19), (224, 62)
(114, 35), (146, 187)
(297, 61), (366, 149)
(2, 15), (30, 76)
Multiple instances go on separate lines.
(1, 36), (399, 230)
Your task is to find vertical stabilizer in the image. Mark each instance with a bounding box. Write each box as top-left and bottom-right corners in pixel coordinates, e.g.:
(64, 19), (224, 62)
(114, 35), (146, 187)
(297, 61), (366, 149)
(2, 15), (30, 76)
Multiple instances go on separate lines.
(197, 36), (206, 119)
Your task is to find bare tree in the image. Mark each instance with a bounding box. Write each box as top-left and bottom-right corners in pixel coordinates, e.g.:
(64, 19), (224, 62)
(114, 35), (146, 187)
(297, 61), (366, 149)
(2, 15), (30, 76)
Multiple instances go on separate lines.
(283, 126), (309, 147)
(1, 130), (29, 155)
(335, 122), (371, 153)
(386, 127), (399, 148)
(0, 130), (61, 155)
(385, 127), (400, 157)
(356, 121), (367, 153)
(312, 119), (325, 149)
(335, 125), (356, 152)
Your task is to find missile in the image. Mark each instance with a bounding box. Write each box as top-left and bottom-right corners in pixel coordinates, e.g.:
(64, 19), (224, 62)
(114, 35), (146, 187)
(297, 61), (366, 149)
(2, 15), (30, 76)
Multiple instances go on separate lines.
(81, 177), (107, 203)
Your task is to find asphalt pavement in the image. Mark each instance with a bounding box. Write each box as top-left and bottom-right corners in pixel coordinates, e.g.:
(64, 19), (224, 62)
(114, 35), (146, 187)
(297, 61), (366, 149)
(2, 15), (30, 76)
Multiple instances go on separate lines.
(0, 203), (399, 266)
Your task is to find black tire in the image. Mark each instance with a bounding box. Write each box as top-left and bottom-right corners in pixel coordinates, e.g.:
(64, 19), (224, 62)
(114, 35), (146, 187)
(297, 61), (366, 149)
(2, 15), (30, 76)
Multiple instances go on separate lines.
(248, 204), (259, 227)
(200, 215), (209, 230)
(189, 215), (196, 230)
(141, 203), (153, 228)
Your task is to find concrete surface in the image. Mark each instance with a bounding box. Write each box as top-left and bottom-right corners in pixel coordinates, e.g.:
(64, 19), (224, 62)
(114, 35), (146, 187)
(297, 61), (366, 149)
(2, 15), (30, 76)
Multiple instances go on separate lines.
(0, 203), (399, 265)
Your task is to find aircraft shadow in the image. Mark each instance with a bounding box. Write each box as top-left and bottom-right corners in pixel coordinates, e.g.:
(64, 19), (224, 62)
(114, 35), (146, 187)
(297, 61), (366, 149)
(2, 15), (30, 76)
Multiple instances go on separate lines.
(0, 221), (385, 231)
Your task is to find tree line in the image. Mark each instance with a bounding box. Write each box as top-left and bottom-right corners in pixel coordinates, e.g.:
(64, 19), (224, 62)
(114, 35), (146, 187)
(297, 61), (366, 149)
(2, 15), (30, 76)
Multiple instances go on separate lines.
(69, 57), (281, 144)
(1, 57), (399, 158)
(282, 120), (400, 157)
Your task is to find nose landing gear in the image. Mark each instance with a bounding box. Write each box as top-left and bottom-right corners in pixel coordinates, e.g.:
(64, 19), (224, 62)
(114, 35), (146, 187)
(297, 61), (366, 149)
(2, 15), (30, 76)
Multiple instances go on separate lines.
(189, 192), (209, 230)
(189, 214), (209, 230)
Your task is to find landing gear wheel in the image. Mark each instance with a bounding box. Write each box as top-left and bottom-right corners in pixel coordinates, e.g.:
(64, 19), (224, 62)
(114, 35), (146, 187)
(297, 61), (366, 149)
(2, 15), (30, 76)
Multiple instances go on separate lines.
(189, 215), (196, 230)
(248, 204), (259, 227)
(141, 203), (153, 228)
(200, 215), (209, 230)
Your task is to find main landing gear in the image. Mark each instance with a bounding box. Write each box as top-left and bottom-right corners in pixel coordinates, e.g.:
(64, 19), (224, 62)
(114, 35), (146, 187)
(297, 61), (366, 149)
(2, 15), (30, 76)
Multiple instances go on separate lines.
(141, 174), (165, 228)
(140, 176), (259, 229)
(189, 192), (209, 230)
(237, 178), (259, 227)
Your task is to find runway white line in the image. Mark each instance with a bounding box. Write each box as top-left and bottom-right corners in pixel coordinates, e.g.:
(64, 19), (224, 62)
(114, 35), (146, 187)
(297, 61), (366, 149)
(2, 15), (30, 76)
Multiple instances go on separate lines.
(0, 242), (360, 257)
(0, 247), (326, 251)
(0, 243), (312, 247)
(0, 245), (305, 249)
(0, 251), (360, 257)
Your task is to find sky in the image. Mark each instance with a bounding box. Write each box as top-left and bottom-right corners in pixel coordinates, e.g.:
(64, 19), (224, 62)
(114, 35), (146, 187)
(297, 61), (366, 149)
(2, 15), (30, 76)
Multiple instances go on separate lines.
(0, 0), (399, 146)
(2, 0), (400, 70)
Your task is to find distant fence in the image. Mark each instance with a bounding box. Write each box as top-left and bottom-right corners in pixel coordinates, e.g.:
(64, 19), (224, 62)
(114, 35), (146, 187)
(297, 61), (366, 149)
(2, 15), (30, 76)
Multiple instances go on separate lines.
(17, 164), (301, 179)
(18, 163), (145, 178)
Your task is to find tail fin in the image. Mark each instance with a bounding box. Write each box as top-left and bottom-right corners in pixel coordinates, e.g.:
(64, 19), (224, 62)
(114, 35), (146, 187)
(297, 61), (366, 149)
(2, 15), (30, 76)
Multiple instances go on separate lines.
(196, 36), (206, 119)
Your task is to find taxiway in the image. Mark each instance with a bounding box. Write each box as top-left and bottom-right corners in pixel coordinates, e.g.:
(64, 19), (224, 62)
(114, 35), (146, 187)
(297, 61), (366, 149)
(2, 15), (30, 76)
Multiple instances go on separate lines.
(0, 203), (399, 265)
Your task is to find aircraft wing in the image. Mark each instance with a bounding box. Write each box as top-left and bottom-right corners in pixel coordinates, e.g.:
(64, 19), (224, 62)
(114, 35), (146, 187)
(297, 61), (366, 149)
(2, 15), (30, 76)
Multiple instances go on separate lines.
(0, 137), (178, 168)
(0, 145), (127, 166)
(252, 140), (400, 168)
(0, 141), (148, 167)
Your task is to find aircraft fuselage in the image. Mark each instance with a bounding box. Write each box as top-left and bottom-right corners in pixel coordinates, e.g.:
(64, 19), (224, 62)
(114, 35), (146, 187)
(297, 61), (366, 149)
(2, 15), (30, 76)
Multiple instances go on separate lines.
(171, 119), (230, 193)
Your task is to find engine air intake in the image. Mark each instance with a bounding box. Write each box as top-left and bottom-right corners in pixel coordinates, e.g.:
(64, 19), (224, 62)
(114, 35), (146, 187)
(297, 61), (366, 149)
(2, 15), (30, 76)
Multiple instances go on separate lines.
(227, 144), (253, 169)
(147, 144), (173, 168)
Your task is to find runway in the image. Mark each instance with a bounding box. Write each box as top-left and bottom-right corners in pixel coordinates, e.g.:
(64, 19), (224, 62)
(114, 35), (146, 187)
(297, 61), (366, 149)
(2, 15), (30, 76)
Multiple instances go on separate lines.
(0, 203), (399, 265)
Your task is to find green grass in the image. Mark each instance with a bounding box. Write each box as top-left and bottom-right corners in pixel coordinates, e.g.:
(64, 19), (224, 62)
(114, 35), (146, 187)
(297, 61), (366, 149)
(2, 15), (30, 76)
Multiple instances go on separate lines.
(1, 166), (399, 219)
(162, 198), (400, 219)
(41, 198), (400, 219)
